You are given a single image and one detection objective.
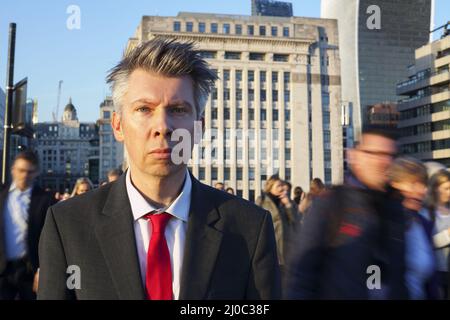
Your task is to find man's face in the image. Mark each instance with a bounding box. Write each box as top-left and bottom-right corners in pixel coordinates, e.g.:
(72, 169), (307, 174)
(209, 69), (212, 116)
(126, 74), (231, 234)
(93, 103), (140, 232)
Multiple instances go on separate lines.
(112, 69), (199, 178)
(11, 159), (38, 190)
(348, 134), (397, 191)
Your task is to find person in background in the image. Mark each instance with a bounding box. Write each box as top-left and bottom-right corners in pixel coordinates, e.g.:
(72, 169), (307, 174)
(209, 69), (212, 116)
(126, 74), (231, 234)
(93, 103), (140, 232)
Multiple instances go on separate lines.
(421, 169), (450, 299)
(107, 168), (123, 183)
(60, 190), (71, 201)
(293, 186), (305, 207)
(285, 126), (409, 299)
(70, 178), (94, 197)
(256, 174), (299, 272)
(299, 178), (325, 215)
(388, 157), (438, 300)
(225, 187), (235, 195)
(0, 151), (56, 299)
(214, 182), (225, 191)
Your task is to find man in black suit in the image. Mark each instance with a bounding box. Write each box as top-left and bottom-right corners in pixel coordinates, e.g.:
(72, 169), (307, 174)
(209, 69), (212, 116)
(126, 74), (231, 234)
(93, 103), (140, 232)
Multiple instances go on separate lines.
(0, 151), (55, 299)
(38, 38), (281, 300)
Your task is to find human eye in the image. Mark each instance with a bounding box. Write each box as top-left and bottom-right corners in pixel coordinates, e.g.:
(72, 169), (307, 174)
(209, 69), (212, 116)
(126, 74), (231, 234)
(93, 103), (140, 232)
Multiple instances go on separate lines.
(171, 105), (188, 114)
(136, 105), (151, 113)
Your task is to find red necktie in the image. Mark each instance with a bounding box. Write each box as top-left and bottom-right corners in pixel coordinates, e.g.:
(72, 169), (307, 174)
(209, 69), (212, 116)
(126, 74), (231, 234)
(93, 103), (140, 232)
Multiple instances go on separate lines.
(144, 212), (173, 300)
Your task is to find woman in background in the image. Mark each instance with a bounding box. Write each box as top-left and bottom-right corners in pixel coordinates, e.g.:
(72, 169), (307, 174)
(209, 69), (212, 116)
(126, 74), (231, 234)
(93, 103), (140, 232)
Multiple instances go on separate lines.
(71, 177), (94, 197)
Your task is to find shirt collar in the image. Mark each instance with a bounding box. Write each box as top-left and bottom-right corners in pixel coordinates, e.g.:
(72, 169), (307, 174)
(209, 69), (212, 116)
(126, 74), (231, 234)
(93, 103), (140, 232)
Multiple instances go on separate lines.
(125, 169), (191, 222)
(9, 182), (32, 195)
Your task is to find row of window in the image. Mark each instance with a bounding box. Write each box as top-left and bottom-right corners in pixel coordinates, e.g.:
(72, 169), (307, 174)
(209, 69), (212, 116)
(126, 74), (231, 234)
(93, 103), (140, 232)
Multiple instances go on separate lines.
(215, 70), (291, 83)
(210, 106), (291, 122)
(199, 51), (289, 62)
(402, 138), (450, 153)
(213, 88), (290, 102)
(196, 166), (291, 182)
(173, 21), (290, 37)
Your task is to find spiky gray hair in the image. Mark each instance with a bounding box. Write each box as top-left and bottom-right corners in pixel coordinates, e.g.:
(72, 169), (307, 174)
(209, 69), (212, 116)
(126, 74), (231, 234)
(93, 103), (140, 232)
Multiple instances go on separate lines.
(106, 37), (217, 118)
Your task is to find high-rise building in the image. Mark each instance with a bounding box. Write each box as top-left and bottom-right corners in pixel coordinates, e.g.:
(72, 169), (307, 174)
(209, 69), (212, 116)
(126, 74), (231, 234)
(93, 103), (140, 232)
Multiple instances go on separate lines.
(321, 0), (432, 140)
(251, 0), (293, 17)
(125, 12), (343, 200)
(35, 99), (99, 191)
(397, 33), (450, 168)
(98, 97), (124, 182)
(366, 103), (399, 128)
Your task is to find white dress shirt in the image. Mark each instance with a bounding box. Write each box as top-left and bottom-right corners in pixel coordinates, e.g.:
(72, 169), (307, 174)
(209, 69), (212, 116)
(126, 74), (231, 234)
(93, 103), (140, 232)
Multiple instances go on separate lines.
(125, 169), (191, 300)
(3, 183), (32, 261)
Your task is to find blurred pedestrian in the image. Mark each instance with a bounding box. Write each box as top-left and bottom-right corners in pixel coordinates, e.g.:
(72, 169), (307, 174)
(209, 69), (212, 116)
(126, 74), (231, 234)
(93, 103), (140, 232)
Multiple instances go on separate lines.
(421, 169), (450, 299)
(285, 126), (409, 299)
(299, 178), (325, 215)
(388, 157), (438, 299)
(214, 182), (225, 191)
(0, 151), (56, 299)
(226, 187), (235, 195)
(107, 168), (123, 183)
(256, 175), (299, 270)
(70, 178), (94, 197)
(293, 186), (305, 206)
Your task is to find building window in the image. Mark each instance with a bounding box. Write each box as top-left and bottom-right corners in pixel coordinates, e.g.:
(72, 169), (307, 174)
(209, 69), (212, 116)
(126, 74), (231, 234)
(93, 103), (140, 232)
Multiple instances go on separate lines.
(223, 23), (230, 34)
(198, 51), (216, 59)
(237, 167), (243, 180)
(199, 22), (206, 33)
(271, 26), (278, 36)
(260, 90), (267, 102)
(235, 24), (242, 35)
(259, 25), (266, 36)
(224, 167), (230, 180)
(249, 52), (265, 61)
(249, 108), (255, 121)
(103, 111), (111, 119)
(236, 70), (242, 82)
(224, 89), (230, 101)
(248, 70), (255, 82)
(199, 167), (205, 180)
(211, 23), (218, 33)
(236, 89), (242, 101)
(224, 109), (231, 123)
(283, 27), (290, 37)
(248, 89), (255, 101)
(237, 108), (242, 120)
(273, 109), (279, 121)
(260, 71), (266, 84)
(247, 25), (254, 35)
(272, 90), (279, 102)
(274, 54), (289, 62)
(212, 167), (218, 180)
(223, 69), (230, 82)
(286, 147), (291, 160)
(186, 22), (193, 32)
(284, 91), (290, 102)
(224, 51), (241, 60)
(261, 108), (267, 121)
(212, 88), (218, 100)
(173, 21), (181, 32)
(284, 72), (291, 84)
(285, 128), (291, 141)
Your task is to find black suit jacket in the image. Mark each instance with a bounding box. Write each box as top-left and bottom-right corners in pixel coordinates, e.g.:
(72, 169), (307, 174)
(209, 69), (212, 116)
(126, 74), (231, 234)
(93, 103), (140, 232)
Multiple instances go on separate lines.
(0, 183), (56, 274)
(37, 173), (281, 300)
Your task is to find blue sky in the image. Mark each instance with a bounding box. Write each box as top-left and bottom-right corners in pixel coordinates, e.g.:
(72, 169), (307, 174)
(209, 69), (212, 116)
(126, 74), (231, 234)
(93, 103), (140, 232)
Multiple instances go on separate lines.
(0, 0), (448, 122)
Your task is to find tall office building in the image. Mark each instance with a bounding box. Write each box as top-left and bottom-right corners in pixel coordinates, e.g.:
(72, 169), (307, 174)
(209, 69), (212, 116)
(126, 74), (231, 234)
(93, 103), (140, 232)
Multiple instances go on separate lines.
(126, 12), (343, 200)
(397, 33), (450, 168)
(251, 0), (293, 17)
(98, 96), (124, 182)
(321, 0), (432, 141)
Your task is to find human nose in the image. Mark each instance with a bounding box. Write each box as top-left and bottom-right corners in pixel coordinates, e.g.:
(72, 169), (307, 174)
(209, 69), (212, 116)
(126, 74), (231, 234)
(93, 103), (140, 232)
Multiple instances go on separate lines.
(151, 108), (173, 139)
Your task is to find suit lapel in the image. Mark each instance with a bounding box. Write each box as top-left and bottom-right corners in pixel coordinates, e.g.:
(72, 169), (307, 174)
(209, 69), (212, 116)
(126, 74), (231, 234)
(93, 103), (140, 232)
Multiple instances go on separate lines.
(94, 174), (146, 300)
(179, 175), (223, 300)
